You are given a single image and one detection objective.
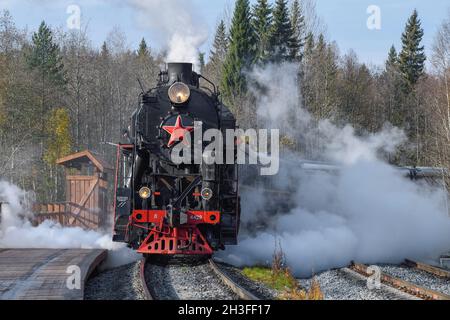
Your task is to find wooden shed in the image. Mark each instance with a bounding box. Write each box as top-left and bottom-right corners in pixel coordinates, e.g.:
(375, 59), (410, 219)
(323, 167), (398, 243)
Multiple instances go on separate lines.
(36, 150), (112, 230)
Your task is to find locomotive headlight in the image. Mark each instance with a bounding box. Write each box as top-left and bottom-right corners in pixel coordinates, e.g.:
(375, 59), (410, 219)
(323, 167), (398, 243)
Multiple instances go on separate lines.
(139, 187), (151, 199)
(201, 188), (213, 201)
(168, 82), (190, 104)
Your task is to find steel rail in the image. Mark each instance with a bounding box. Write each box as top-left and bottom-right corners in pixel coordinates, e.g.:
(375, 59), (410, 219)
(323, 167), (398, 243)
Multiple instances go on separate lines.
(140, 257), (260, 300)
(208, 259), (260, 300)
(403, 259), (450, 279)
(350, 262), (450, 300)
(139, 258), (153, 300)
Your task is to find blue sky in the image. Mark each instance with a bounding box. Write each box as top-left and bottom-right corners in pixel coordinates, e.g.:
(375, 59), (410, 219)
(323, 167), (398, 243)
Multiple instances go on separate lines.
(0, 0), (448, 67)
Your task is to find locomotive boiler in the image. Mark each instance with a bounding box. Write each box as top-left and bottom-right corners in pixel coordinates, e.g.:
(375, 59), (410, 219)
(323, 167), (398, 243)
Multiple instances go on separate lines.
(112, 63), (240, 255)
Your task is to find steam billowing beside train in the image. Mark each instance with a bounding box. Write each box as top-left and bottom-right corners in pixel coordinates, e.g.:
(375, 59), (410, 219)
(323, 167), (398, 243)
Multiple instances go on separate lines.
(112, 63), (240, 255)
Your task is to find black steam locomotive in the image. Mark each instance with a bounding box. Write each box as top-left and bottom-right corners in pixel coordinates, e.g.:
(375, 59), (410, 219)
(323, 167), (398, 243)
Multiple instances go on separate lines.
(112, 63), (240, 255)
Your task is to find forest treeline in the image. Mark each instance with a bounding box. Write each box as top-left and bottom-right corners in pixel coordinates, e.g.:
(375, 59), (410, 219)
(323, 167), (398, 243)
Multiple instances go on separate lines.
(0, 0), (449, 202)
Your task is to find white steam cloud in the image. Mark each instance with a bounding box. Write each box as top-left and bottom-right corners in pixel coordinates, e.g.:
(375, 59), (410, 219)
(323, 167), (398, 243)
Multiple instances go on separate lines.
(0, 181), (140, 269)
(126, 0), (208, 69)
(220, 63), (450, 277)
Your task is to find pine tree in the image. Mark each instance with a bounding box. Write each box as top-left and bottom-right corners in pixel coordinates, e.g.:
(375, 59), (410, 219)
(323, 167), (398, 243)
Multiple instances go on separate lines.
(205, 20), (228, 86)
(397, 11), (427, 164)
(209, 20), (228, 67)
(26, 21), (65, 86)
(269, 0), (294, 63)
(137, 38), (149, 58)
(386, 45), (398, 69)
(398, 10), (426, 90)
(304, 32), (315, 58)
(252, 0), (272, 64)
(25, 22), (68, 202)
(289, 0), (305, 62)
(316, 34), (326, 56)
(382, 45), (404, 128)
(25, 21), (66, 141)
(221, 0), (256, 100)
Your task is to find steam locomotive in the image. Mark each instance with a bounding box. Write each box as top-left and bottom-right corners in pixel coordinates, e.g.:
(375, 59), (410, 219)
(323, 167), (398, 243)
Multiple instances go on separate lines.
(112, 63), (240, 255)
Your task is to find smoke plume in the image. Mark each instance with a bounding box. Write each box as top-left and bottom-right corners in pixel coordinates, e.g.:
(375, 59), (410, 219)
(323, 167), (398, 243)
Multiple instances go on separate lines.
(0, 181), (139, 269)
(220, 63), (450, 277)
(126, 0), (208, 69)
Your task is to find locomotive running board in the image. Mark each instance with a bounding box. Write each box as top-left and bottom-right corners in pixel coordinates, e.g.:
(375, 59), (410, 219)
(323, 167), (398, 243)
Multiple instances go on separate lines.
(137, 226), (213, 255)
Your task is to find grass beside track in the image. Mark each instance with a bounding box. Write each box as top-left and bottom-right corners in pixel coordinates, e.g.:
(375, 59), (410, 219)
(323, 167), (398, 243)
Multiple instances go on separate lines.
(242, 266), (324, 300)
(242, 267), (296, 291)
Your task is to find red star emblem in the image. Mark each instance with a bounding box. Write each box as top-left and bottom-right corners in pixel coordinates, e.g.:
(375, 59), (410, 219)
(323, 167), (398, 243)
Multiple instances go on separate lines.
(162, 115), (194, 148)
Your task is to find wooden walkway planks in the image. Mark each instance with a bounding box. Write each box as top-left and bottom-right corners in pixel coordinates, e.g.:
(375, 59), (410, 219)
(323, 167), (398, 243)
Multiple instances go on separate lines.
(0, 249), (107, 300)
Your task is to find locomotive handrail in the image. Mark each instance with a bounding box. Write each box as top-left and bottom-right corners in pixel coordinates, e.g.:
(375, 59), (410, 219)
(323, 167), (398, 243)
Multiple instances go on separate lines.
(198, 74), (217, 95)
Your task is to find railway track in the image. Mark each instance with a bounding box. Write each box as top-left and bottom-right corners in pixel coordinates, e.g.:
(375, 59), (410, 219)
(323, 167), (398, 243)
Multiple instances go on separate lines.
(0, 249), (107, 300)
(403, 259), (450, 278)
(4, 248), (447, 300)
(140, 256), (260, 300)
(349, 261), (450, 300)
(141, 257), (450, 301)
(309, 266), (419, 300)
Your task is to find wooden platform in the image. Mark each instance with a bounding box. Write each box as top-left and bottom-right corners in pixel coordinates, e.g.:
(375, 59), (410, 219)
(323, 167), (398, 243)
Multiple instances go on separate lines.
(0, 249), (107, 300)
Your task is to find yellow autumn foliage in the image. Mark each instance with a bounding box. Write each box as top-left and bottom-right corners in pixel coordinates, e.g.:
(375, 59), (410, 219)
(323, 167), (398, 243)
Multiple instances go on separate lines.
(44, 107), (72, 165)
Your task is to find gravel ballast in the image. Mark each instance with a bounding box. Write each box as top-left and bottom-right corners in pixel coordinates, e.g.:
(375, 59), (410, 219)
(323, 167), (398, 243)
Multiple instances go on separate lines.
(145, 260), (239, 300)
(84, 261), (147, 300)
(380, 265), (450, 295)
(299, 268), (417, 300)
(85, 258), (445, 300)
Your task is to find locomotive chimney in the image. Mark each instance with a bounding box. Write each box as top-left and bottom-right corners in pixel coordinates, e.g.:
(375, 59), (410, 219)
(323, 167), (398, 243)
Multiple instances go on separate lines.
(167, 63), (197, 86)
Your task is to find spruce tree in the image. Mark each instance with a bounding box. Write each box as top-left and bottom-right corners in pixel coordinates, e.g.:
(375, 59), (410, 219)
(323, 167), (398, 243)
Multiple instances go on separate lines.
(304, 32), (315, 58)
(26, 21), (65, 86)
(316, 34), (326, 56)
(206, 20), (228, 86)
(25, 21), (67, 202)
(137, 38), (149, 58)
(268, 0), (295, 63)
(386, 45), (398, 69)
(383, 45), (404, 128)
(397, 10), (426, 164)
(209, 20), (228, 67)
(289, 0), (305, 62)
(221, 0), (256, 99)
(25, 21), (66, 138)
(398, 10), (426, 90)
(252, 0), (272, 64)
